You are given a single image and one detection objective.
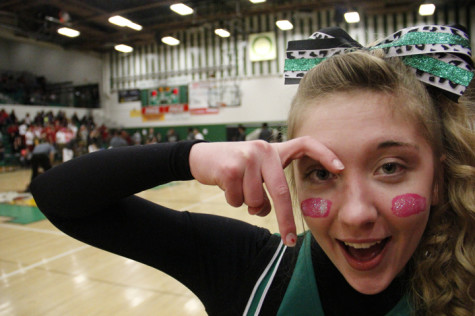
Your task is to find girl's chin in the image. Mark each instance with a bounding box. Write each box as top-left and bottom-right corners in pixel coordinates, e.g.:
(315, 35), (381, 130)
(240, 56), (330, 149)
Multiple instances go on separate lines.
(346, 277), (392, 295)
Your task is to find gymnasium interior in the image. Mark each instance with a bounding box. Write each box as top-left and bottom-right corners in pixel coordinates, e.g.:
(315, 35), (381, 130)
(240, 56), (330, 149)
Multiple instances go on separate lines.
(0, 0), (473, 315)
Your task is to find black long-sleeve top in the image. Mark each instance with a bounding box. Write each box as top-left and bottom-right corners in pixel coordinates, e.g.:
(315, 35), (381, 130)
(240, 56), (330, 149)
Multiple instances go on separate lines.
(31, 141), (407, 315)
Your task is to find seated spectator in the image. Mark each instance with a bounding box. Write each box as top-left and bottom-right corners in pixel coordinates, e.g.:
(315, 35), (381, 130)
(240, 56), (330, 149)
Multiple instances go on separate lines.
(88, 140), (100, 153)
(236, 124), (246, 141)
(0, 130), (4, 161)
(109, 129), (128, 148)
(132, 130), (142, 145)
(193, 128), (204, 140)
(166, 128), (179, 142)
(25, 125), (36, 152)
(246, 123), (278, 142)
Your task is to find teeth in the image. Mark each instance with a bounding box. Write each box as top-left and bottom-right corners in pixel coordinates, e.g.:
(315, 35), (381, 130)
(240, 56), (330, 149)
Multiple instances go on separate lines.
(344, 240), (382, 249)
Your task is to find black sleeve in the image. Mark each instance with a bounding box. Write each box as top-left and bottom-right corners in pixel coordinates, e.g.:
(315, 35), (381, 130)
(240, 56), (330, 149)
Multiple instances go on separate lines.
(30, 141), (274, 314)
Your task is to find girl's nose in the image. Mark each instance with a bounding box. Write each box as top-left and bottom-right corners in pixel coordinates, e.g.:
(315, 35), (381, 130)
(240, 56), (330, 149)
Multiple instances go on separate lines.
(337, 176), (378, 232)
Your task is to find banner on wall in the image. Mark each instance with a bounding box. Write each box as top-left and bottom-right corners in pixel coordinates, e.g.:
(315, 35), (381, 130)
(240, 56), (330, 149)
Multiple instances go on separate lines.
(118, 89), (141, 103)
(141, 85), (188, 106)
(140, 85), (189, 121)
(129, 108), (141, 117)
(249, 32), (276, 62)
(141, 104), (190, 121)
(188, 81), (241, 115)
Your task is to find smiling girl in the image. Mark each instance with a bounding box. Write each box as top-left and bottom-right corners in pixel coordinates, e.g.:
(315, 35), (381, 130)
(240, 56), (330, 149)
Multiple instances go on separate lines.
(284, 48), (475, 314)
(31, 25), (474, 315)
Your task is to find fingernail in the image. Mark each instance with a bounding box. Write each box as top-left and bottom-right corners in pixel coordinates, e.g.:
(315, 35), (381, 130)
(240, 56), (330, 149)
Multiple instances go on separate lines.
(285, 233), (297, 247)
(332, 159), (344, 170)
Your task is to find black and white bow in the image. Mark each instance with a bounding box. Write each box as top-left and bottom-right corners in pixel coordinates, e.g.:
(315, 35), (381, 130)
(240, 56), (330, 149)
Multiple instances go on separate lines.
(284, 25), (473, 100)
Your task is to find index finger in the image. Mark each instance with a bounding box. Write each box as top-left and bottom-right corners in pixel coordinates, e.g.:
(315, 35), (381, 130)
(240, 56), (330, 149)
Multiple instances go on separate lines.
(277, 136), (344, 173)
(260, 149), (297, 247)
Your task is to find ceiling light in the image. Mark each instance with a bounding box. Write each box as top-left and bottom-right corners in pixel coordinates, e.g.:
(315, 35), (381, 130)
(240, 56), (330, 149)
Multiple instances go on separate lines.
(276, 20), (293, 31)
(108, 15), (142, 31)
(114, 44), (133, 53)
(344, 11), (360, 23)
(419, 3), (436, 16)
(170, 3), (194, 15)
(161, 36), (180, 46)
(109, 15), (129, 27)
(57, 27), (80, 37)
(249, 0), (266, 3)
(214, 28), (230, 37)
(126, 21), (142, 31)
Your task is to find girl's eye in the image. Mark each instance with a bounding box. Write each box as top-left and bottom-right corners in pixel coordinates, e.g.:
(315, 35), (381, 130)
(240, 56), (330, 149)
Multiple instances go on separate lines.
(306, 168), (335, 181)
(315, 169), (331, 180)
(377, 162), (405, 176)
(381, 163), (398, 174)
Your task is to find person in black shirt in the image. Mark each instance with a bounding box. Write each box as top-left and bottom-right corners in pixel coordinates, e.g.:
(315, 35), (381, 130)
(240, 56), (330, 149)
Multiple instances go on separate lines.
(25, 137), (55, 192)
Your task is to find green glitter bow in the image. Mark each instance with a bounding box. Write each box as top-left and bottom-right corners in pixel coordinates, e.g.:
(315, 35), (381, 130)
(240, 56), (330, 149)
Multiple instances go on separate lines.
(284, 25), (474, 100)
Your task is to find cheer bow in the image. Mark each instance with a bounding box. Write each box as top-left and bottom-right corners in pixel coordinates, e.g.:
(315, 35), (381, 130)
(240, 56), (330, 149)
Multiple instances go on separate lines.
(284, 25), (474, 99)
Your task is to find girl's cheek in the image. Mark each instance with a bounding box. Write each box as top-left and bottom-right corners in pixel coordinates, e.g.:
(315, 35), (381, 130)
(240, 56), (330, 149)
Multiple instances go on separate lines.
(391, 193), (427, 217)
(301, 198), (332, 218)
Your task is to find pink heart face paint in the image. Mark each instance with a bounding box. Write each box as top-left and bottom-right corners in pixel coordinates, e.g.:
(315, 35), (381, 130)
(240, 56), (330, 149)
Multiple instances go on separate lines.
(301, 198), (332, 218)
(391, 193), (426, 217)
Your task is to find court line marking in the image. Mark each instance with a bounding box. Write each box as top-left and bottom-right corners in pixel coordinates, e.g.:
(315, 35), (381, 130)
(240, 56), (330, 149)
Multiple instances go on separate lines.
(0, 223), (64, 235)
(33, 266), (197, 298)
(0, 245), (89, 281)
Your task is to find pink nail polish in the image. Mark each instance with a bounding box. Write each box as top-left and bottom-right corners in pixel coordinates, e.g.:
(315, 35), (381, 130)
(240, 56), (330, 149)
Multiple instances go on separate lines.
(285, 233), (297, 246)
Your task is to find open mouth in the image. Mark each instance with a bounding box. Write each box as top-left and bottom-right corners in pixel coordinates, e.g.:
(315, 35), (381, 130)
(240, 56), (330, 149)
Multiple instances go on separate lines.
(338, 237), (391, 270)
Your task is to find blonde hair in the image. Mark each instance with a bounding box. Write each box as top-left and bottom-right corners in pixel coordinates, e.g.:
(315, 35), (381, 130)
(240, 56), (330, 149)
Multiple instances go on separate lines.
(286, 51), (475, 315)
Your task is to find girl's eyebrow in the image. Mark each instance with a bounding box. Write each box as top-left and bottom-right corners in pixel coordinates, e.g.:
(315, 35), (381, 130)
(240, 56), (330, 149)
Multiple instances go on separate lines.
(376, 140), (420, 151)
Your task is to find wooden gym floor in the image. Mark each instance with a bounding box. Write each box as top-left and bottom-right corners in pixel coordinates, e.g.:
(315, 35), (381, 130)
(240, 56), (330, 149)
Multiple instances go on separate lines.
(0, 165), (290, 316)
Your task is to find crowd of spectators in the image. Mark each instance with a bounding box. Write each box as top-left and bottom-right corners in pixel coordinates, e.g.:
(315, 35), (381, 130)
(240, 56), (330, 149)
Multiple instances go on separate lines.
(0, 108), (210, 167)
(0, 107), (288, 170)
(0, 108), (107, 164)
